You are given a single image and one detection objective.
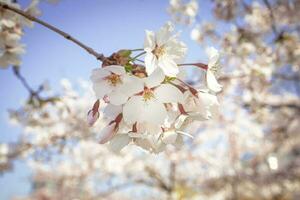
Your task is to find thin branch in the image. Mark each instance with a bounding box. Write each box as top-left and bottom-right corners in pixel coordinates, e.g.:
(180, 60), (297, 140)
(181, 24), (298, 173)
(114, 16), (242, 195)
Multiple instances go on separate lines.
(262, 0), (278, 35)
(0, 2), (106, 61)
(12, 66), (35, 95)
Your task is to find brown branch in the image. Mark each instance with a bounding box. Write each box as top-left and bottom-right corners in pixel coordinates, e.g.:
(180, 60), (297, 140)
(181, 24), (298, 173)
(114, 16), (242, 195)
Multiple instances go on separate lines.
(12, 66), (36, 95)
(244, 100), (300, 111)
(262, 0), (278, 35)
(0, 2), (106, 61)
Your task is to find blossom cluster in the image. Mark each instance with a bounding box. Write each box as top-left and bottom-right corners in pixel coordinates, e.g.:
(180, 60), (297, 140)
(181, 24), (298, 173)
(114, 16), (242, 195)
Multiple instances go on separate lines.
(89, 22), (222, 153)
(0, 0), (41, 68)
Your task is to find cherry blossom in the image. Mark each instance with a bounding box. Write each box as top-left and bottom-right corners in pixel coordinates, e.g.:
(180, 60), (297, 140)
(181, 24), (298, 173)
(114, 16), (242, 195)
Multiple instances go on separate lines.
(206, 46), (222, 93)
(144, 22), (187, 77)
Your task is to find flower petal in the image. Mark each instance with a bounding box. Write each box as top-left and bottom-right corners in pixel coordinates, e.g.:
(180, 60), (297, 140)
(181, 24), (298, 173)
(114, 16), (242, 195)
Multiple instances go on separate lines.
(108, 90), (129, 105)
(99, 122), (116, 144)
(145, 53), (158, 76)
(92, 80), (112, 99)
(104, 65), (126, 75)
(156, 22), (174, 46)
(206, 70), (222, 93)
(90, 68), (110, 82)
(143, 68), (165, 88)
(141, 99), (167, 125)
(162, 131), (178, 144)
(158, 56), (179, 77)
(123, 96), (143, 124)
(122, 75), (144, 96)
(144, 30), (156, 51)
(154, 84), (184, 103)
(109, 134), (131, 153)
(103, 104), (122, 120)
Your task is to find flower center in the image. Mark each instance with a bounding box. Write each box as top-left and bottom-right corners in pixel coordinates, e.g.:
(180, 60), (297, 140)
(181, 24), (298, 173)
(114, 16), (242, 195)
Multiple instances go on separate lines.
(152, 45), (165, 58)
(106, 74), (122, 86)
(143, 88), (155, 101)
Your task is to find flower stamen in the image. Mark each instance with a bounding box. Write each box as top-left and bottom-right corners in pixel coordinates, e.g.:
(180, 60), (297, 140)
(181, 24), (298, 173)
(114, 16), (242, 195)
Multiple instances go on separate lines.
(105, 73), (122, 86)
(143, 88), (155, 101)
(152, 45), (165, 58)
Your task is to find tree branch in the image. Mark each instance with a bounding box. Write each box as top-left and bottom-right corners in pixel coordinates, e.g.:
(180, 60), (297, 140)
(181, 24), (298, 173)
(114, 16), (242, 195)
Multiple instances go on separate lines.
(0, 2), (106, 61)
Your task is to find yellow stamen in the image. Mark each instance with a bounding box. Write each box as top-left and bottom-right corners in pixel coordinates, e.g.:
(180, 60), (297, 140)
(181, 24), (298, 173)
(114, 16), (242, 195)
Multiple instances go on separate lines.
(106, 74), (122, 86)
(152, 45), (165, 58)
(143, 88), (155, 101)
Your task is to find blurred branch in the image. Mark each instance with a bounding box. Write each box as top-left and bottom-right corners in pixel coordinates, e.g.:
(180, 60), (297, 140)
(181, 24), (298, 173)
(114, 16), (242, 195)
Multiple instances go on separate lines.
(244, 100), (300, 111)
(262, 0), (278, 35)
(12, 66), (60, 107)
(0, 2), (106, 61)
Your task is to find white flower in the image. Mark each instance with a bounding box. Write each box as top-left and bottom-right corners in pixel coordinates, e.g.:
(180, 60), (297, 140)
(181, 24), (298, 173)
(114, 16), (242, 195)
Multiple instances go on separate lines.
(183, 90), (219, 120)
(206, 47), (222, 93)
(144, 22), (187, 77)
(90, 65), (143, 105)
(123, 69), (184, 126)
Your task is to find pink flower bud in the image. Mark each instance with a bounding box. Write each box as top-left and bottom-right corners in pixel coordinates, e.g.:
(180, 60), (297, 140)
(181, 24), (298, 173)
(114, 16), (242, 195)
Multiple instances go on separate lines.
(87, 100), (100, 126)
(99, 122), (116, 144)
(87, 109), (99, 126)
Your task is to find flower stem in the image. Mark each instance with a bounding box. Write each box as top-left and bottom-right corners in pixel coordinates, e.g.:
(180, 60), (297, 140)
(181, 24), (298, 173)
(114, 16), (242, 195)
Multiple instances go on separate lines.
(179, 63), (208, 70)
(130, 48), (144, 52)
(131, 51), (146, 61)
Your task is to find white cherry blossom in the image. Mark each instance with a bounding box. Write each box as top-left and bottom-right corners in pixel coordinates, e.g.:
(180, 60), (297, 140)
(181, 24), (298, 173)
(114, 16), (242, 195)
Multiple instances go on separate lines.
(144, 22), (187, 77)
(91, 65), (143, 105)
(183, 89), (219, 120)
(206, 46), (223, 93)
(123, 69), (184, 125)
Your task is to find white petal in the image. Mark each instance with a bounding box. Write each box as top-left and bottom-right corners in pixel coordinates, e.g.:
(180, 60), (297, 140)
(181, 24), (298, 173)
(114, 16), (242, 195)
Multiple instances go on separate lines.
(122, 75), (144, 96)
(143, 68), (165, 88)
(134, 138), (152, 151)
(145, 53), (158, 76)
(99, 123), (116, 144)
(206, 70), (222, 93)
(92, 80), (112, 99)
(103, 104), (122, 120)
(144, 30), (156, 51)
(176, 131), (193, 138)
(90, 68), (110, 81)
(123, 96), (143, 124)
(158, 56), (179, 77)
(104, 65), (126, 75)
(206, 47), (220, 66)
(162, 131), (177, 144)
(108, 90), (129, 105)
(174, 114), (189, 129)
(156, 22), (174, 46)
(109, 134), (131, 153)
(154, 84), (184, 103)
(141, 99), (167, 125)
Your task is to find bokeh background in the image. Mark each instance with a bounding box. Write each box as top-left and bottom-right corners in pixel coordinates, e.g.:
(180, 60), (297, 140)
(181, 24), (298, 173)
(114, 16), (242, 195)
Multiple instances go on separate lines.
(0, 0), (299, 199)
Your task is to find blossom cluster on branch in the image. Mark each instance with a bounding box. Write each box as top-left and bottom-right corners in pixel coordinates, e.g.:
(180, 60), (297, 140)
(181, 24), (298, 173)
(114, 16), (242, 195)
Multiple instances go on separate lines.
(0, 0), (43, 67)
(88, 22), (222, 153)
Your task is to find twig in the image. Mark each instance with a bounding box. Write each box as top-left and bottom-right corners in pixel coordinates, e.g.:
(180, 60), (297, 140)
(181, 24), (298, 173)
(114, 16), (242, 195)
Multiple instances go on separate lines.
(262, 0), (278, 35)
(12, 66), (36, 96)
(0, 2), (106, 61)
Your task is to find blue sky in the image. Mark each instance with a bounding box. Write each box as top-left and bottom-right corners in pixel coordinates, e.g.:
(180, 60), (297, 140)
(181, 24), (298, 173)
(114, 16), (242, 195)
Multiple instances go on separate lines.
(0, 0), (211, 199)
